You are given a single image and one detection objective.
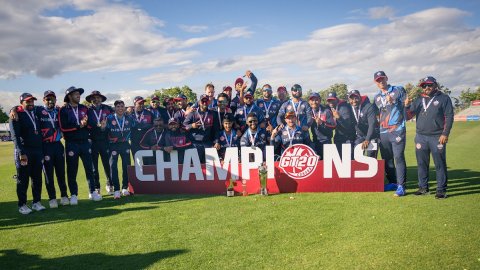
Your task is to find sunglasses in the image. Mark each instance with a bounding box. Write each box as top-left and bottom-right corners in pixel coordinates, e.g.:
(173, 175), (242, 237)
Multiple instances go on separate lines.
(248, 120), (258, 123)
(44, 98), (55, 102)
(421, 84), (434, 89)
(291, 88), (301, 92)
(218, 100), (228, 104)
(245, 96), (253, 100)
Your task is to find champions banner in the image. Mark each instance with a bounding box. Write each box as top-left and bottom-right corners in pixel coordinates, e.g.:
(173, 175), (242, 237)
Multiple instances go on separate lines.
(127, 144), (384, 194)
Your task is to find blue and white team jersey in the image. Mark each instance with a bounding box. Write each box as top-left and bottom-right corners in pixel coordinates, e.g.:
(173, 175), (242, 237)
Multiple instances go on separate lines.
(255, 98), (282, 128)
(373, 85), (407, 133)
(105, 114), (136, 144)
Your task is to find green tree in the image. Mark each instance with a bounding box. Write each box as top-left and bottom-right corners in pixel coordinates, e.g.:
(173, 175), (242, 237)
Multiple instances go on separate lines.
(324, 83), (348, 100)
(458, 87), (480, 106)
(0, 106), (8, 123)
(149, 86), (197, 106)
(404, 82), (422, 100)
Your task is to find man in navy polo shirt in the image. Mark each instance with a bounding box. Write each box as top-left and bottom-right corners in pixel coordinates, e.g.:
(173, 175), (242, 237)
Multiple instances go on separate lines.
(373, 71), (408, 197)
(59, 87), (101, 204)
(86, 90), (114, 195)
(405, 76), (454, 199)
(10, 93), (46, 214)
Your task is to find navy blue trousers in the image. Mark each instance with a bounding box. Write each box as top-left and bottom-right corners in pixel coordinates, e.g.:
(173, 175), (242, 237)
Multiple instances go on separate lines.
(91, 139), (112, 189)
(109, 142), (131, 191)
(379, 131), (407, 186)
(15, 148), (43, 207)
(43, 142), (68, 199)
(415, 134), (448, 192)
(65, 141), (96, 195)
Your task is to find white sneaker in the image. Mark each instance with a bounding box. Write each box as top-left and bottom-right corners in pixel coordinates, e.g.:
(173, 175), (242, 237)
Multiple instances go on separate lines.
(121, 189), (130, 196)
(113, 191), (121, 199)
(106, 185), (114, 195)
(49, 199), (58, 209)
(19, 204), (32, 215)
(32, 202), (46, 211)
(60, 197), (70, 206)
(90, 190), (102, 201)
(95, 188), (101, 195)
(70, 195), (78, 205)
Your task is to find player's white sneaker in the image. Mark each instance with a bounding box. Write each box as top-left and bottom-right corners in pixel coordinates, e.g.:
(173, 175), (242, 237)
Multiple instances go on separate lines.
(114, 191), (121, 199)
(49, 199), (58, 209)
(121, 189), (130, 196)
(90, 191), (102, 201)
(19, 204), (32, 215)
(106, 185), (114, 195)
(32, 202), (46, 211)
(60, 197), (70, 206)
(70, 195), (78, 205)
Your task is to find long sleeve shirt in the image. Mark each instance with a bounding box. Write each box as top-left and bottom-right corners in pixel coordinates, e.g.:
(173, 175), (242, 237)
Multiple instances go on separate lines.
(59, 104), (90, 142)
(10, 107), (43, 154)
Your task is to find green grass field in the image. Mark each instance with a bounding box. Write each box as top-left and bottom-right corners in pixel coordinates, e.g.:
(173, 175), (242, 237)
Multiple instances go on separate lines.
(0, 122), (479, 269)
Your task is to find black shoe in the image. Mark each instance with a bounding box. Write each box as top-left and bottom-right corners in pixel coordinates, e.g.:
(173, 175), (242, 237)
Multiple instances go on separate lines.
(435, 192), (447, 199)
(414, 188), (430, 196)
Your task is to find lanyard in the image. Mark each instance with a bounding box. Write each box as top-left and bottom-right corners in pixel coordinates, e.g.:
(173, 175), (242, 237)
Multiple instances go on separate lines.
(197, 111), (209, 130)
(92, 107), (103, 126)
(285, 126), (295, 146)
(114, 114), (125, 136)
(25, 110), (38, 133)
(167, 110), (174, 120)
(154, 130), (164, 145)
(263, 100), (272, 118)
(224, 131), (233, 147)
(248, 129), (258, 146)
(422, 97), (435, 113)
(290, 100), (300, 118)
(71, 105), (80, 125)
(312, 107), (322, 119)
(135, 110), (144, 123)
(244, 105), (254, 119)
(45, 107), (56, 127)
(352, 105), (361, 123)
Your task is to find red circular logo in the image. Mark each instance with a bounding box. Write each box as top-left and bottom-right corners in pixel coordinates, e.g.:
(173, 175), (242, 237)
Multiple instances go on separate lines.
(279, 144), (319, 179)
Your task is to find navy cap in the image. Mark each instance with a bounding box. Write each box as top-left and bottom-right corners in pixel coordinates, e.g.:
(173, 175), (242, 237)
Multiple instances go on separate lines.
(326, 92), (337, 101)
(86, 90), (107, 103)
(151, 96), (160, 101)
(309, 92), (321, 100)
(277, 86), (287, 92)
(133, 96), (145, 104)
(374, 71), (387, 81)
(348, 90), (361, 98)
(244, 90), (254, 97)
(199, 94), (209, 101)
(291, 84), (302, 92)
(174, 94), (187, 101)
(419, 76), (437, 86)
(43, 90), (56, 98)
(168, 118), (179, 125)
(64, 86), (84, 102)
(223, 86), (232, 92)
(20, 93), (37, 103)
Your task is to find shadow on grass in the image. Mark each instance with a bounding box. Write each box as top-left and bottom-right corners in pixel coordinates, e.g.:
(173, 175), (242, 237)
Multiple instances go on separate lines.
(0, 194), (197, 231)
(0, 248), (188, 270)
(405, 166), (480, 197)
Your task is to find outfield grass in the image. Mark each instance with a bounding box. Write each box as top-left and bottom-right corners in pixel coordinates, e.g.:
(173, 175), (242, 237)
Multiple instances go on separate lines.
(0, 122), (479, 269)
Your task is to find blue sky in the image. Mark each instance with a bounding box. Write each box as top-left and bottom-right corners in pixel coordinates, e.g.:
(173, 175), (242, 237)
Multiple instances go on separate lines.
(1, 0), (479, 108)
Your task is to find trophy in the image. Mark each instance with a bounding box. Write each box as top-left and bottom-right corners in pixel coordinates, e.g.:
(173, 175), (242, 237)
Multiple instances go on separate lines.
(227, 178), (235, 197)
(259, 163), (268, 196)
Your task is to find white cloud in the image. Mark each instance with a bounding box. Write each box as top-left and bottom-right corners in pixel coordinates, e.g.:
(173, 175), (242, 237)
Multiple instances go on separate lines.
(368, 6), (395, 20)
(142, 7), (480, 97)
(0, 1), (250, 79)
(178, 24), (208, 33)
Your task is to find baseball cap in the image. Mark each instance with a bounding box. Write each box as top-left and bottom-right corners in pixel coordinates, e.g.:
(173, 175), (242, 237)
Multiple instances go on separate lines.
(419, 76), (437, 86)
(223, 86), (232, 92)
(374, 71), (387, 81)
(168, 118), (179, 125)
(244, 91), (254, 98)
(20, 93), (37, 103)
(277, 86), (287, 93)
(174, 94), (187, 101)
(63, 86), (85, 102)
(199, 94), (209, 101)
(133, 96), (145, 104)
(235, 78), (244, 86)
(285, 111), (296, 118)
(43, 90), (56, 98)
(309, 92), (320, 100)
(348, 90), (361, 98)
(291, 84), (302, 92)
(326, 92), (338, 101)
(151, 96), (160, 101)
